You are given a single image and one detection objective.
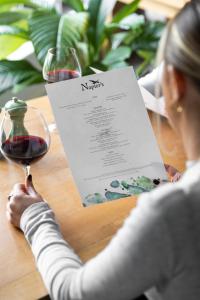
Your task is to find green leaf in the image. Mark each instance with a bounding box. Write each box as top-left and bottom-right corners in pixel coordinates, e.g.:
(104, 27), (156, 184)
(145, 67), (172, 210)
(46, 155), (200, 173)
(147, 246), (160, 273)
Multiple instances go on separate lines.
(76, 42), (89, 69)
(88, 0), (116, 49)
(0, 59), (43, 95)
(31, 0), (60, 9)
(102, 46), (131, 65)
(107, 14), (144, 40)
(0, 35), (27, 59)
(29, 10), (60, 65)
(108, 60), (128, 70)
(0, 5), (15, 13)
(97, 0), (117, 37)
(136, 50), (154, 76)
(0, 0), (38, 8)
(0, 12), (28, 24)
(29, 9), (88, 65)
(119, 13), (144, 28)
(111, 32), (128, 49)
(130, 21), (165, 52)
(62, 0), (85, 12)
(57, 12), (88, 59)
(89, 62), (108, 73)
(105, 23), (130, 34)
(56, 14), (82, 57)
(137, 49), (154, 60)
(123, 22), (144, 46)
(0, 25), (28, 39)
(112, 0), (140, 23)
(13, 18), (29, 31)
(59, 11), (88, 40)
(12, 73), (42, 93)
(87, 0), (101, 47)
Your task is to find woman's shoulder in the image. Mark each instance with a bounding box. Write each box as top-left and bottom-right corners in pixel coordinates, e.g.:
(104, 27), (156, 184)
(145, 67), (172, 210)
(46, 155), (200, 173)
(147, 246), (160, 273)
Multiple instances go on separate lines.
(138, 181), (185, 215)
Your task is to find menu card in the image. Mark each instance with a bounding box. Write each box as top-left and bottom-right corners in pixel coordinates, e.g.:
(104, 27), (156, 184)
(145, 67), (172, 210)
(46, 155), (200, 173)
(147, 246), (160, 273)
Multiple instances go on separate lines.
(46, 67), (167, 206)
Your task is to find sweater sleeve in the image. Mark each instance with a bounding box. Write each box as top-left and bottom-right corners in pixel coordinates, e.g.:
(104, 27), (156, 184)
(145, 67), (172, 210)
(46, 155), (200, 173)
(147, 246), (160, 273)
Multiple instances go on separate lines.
(20, 193), (173, 300)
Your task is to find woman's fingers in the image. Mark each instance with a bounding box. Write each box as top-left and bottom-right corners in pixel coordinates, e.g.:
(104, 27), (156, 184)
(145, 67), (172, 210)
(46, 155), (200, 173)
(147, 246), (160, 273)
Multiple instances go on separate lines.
(7, 178), (44, 228)
(164, 164), (182, 182)
(11, 183), (28, 196)
(26, 174), (38, 196)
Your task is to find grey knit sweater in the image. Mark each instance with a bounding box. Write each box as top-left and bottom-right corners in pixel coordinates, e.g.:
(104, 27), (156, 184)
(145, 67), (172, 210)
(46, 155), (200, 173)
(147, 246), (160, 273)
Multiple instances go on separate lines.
(21, 161), (200, 300)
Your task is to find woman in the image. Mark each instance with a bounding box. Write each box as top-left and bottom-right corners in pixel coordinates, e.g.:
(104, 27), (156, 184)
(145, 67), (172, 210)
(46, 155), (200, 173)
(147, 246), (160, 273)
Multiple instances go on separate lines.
(7, 1), (200, 299)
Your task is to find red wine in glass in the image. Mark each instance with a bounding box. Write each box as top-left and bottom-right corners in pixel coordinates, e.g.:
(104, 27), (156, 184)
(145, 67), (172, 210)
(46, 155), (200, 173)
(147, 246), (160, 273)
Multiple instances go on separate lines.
(43, 47), (82, 84)
(46, 69), (81, 84)
(0, 105), (50, 178)
(1, 135), (48, 166)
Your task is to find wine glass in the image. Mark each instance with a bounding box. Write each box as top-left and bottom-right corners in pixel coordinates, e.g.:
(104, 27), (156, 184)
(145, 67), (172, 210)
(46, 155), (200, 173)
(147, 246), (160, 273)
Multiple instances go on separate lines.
(0, 105), (50, 178)
(43, 47), (82, 131)
(43, 47), (82, 83)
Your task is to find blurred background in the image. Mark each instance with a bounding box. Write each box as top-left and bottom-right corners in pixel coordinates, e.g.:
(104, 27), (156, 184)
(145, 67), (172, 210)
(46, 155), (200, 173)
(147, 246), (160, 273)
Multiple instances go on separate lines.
(0, 0), (188, 106)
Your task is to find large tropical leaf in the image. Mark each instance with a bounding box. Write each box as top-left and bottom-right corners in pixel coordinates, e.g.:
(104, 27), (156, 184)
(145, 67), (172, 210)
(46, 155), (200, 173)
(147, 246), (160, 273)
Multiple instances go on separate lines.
(62, 0), (85, 12)
(102, 46), (131, 65)
(0, 25), (29, 39)
(0, 5), (15, 13)
(0, 0), (38, 8)
(57, 12), (88, 57)
(106, 14), (144, 38)
(32, 0), (61, 9)
(105, 23), (130, 36)
(112, 0), (140, 23)
(121, 23), (145, 46)
(97, 0), (116, 37)
(29, 9), (88, 65)
(108, 60), (128, 70)
(111, 32), (128, 49)
(87, 0), (101, 47)
(29, 10), (60, 65)
(56, 15), (82, 59)
(88, 0), (116, 50)
(119, 13), (144, 28)
(0, 12), (28, 24)
(0, 19), (29, 59)
(136, 50), (154, 76)
(0, 36), (27, 59)
(76, 41), (89, 70)
(0, 59), (43, 95)
(110, 14), (145, 48)
(130, 21), (165, 52)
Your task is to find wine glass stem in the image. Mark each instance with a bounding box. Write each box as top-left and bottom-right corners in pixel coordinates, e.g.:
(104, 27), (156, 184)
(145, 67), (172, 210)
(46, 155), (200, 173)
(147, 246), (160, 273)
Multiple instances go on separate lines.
(24, 165), (30, 177)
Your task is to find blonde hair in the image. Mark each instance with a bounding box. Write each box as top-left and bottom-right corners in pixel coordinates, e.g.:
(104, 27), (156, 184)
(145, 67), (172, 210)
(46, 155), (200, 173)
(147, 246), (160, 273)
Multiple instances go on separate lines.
(154, 1), (200, 156)
(157, 0), (200, 91)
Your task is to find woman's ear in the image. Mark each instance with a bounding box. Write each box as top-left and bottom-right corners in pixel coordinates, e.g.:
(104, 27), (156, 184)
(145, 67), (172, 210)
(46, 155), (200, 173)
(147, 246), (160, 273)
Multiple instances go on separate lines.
(166, 65), (186, 105)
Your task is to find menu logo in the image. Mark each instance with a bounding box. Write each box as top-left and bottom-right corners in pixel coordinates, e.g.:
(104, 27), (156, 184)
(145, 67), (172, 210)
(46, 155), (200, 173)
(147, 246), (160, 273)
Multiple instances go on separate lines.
(81, 79), (104, 91)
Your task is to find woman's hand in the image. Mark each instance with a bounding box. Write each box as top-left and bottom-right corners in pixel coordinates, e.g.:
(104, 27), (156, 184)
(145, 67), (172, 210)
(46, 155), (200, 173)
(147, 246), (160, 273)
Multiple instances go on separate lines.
(7, 175), (44, 228)
(164, 164), (182, 182)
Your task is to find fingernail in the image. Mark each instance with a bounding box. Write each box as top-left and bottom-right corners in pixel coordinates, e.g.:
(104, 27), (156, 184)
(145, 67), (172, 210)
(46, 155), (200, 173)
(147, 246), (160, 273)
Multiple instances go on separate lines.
(27, 174), (32, 181)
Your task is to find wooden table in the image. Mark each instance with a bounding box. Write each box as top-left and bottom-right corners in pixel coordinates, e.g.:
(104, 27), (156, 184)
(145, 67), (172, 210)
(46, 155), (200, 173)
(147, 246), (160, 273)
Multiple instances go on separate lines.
(0, 96), (186, 300)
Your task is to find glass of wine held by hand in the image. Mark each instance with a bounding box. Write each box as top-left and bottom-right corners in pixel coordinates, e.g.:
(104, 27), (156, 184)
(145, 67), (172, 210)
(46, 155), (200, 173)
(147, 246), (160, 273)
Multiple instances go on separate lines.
(0, 97), (50, 178)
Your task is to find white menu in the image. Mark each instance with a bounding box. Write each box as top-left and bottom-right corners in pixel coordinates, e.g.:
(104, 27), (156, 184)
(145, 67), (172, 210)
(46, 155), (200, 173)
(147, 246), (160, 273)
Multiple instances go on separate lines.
(46, 67), (167, 206)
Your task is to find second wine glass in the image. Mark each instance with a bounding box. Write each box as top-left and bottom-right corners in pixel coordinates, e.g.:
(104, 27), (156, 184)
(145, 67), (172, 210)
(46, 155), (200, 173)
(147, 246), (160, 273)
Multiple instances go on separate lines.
(43, 47), (82, 83)
(43, 47), (82, 131)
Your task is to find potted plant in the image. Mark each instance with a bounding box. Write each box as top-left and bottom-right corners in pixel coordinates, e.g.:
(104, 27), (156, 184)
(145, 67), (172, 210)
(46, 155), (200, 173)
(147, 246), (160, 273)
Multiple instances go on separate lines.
(0, 0), (165, 96)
